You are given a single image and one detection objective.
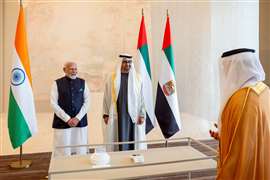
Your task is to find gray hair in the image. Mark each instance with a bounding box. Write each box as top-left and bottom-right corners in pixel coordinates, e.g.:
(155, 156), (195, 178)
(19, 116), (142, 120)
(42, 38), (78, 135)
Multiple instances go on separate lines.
(63, 62), (77, 68)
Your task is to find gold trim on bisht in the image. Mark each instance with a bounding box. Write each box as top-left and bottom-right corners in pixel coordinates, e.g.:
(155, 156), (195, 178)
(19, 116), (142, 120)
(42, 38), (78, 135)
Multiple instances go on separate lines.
(250, 82), (267, 95)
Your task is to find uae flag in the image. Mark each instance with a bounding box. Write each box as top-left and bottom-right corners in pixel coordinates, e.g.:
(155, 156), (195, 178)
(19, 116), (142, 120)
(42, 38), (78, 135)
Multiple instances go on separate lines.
(8, 5), (38, 149)
(155, 14), (181, 138)
(137, 13), (156, 134)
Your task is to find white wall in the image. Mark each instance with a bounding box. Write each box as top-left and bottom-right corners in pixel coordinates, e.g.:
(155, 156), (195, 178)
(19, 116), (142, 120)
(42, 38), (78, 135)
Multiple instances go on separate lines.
(210, 0), (259, 118)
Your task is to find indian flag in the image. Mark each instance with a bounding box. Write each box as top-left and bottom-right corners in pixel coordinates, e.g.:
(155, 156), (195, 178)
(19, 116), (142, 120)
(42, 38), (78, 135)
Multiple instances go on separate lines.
(155, 14), (181, 138)
(8, 5), (38, 149)
(137, 13), (156, 134)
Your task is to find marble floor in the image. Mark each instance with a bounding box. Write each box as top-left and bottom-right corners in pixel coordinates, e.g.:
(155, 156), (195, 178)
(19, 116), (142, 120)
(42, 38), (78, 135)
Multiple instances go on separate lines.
(0, 112), (214, 155)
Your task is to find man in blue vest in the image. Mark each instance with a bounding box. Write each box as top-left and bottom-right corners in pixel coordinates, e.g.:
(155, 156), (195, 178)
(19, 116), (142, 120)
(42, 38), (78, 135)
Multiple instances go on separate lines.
(51, 62), (90, 156)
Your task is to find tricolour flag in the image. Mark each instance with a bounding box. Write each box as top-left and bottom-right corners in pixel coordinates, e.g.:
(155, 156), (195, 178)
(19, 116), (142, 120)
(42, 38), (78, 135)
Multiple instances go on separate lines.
(137, 13), (156, 134)
(8, 5), (38, 149)
(155, 14), (181, 138)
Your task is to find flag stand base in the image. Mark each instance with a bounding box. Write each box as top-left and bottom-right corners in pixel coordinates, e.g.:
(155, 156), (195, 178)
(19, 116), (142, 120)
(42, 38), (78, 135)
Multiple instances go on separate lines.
(9, 146), (32, 169)
(9, 160), (32, 169)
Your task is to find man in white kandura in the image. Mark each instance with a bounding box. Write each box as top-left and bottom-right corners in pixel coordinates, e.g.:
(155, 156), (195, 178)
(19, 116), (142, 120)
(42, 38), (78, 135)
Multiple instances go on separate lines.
(51, 62), (90, 156)
(103, 54), (146, 151)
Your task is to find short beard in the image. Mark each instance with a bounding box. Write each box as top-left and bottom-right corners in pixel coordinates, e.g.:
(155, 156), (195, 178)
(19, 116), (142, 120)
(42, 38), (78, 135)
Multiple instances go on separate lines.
(68, 75), (77, 79)
(121, 68), (130, 73)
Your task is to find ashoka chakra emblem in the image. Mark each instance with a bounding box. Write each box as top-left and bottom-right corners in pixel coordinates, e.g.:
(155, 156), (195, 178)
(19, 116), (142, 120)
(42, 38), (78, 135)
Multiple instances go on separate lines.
(11, 68), (25, 86)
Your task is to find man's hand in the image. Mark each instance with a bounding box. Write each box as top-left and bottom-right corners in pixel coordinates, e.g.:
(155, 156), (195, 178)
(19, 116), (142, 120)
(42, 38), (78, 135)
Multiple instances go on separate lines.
(137, 116), (144, 125)
(72, 118), (79, 126)
(67, 118), (79, 127)
(209, 123), (219, 140)
(67, 118), (73, 127)
(209, 130), (219, 140)
(104, 116), (109, 125)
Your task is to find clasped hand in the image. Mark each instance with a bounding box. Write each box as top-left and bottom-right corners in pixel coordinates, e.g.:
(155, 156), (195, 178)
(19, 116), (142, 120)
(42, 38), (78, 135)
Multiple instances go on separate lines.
(67, 118), (79, 127)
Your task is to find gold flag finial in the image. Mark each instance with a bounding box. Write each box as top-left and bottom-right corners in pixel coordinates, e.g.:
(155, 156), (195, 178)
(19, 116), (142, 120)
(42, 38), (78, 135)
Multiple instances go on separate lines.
(20, 0), (23, 7)
(142, 8), (144, 16)
(167, 9), (169, 17)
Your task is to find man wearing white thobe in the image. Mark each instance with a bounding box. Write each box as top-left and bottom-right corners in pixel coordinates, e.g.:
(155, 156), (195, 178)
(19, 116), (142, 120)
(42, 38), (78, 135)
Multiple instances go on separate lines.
(51, 62), (90, 156)
(103, 54), (146, 151)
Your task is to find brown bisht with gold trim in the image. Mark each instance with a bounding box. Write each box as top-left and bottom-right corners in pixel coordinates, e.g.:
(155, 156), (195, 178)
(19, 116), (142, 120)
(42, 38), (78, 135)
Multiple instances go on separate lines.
(217, 82), (270, 180)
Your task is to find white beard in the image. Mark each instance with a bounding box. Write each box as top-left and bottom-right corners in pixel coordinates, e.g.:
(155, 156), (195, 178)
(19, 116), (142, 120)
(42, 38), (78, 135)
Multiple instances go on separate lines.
(68, 75), (77, 79)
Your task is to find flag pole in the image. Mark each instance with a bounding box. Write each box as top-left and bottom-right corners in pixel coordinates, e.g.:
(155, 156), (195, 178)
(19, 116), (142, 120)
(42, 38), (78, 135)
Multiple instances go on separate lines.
(20, 145), (22, 165)
(9, 0), (32, 169)
(167, 9), (169, 17)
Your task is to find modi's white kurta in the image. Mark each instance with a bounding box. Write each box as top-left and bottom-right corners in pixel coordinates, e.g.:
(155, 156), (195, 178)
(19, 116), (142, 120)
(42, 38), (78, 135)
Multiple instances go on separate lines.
(103, 67), (146, 151)
(50, 81), (90, 156)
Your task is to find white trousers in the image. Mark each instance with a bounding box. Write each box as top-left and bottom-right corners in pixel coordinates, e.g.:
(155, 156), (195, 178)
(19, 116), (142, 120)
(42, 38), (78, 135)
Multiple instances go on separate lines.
(53, 126), (88, 157)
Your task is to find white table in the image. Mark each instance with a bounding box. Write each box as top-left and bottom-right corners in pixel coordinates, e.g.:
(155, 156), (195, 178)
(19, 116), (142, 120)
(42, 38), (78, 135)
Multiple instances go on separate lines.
(48, 138), (217, 179)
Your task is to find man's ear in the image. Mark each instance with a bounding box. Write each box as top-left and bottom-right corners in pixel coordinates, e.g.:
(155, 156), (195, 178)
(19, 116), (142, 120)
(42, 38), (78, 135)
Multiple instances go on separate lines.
(63, 67), (66, 73)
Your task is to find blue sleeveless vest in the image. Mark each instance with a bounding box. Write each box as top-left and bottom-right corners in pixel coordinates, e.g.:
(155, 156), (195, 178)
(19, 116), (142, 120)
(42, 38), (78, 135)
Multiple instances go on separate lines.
(52, 76), (88, 129)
